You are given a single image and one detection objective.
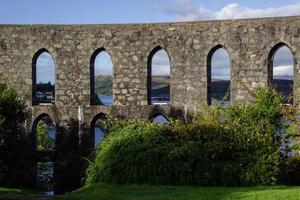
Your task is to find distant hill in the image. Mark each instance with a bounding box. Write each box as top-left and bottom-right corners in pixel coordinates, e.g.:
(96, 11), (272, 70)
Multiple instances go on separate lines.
(211, 80), (230, 100)
(272, 79), (293, 100)
(151, 76), (170, 97)
(95, 76), (293, 100)
(211, 79), (293, 101)
(95, 75), (112, 95)
(95, 75), (170, 97)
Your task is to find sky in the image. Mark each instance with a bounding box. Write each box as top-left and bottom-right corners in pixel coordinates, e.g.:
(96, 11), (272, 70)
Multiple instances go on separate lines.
(1, 0), (300, 24)
(19, 0), (298, 83)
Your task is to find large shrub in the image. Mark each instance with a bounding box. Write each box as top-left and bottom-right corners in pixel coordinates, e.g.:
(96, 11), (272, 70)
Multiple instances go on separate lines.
(86, 88), (295, 186)
(0, 84), (34, 188)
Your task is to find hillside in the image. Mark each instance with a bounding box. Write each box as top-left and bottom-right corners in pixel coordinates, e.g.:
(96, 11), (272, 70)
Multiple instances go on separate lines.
(211, 80), (230, 100)
(95, 76), (292, 100)
(272, 79), (293, 98)
(95, 75), (112, 95)
(151, 76), (170, 97)
(95, 75), (170, 97)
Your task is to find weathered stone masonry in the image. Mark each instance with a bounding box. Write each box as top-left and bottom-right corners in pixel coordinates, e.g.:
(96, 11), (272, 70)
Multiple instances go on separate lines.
(1, 15), (300, 131)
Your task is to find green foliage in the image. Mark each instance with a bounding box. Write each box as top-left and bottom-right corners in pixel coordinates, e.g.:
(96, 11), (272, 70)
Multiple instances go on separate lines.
(86, 88), (295, 186)
(0, 84), (34, 188)
(37, 121), (54, 151)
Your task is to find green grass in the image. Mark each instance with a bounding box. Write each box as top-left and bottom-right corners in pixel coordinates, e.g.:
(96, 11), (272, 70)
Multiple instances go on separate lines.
(56, 184), (300, 200)
(0, 187), (45, 199)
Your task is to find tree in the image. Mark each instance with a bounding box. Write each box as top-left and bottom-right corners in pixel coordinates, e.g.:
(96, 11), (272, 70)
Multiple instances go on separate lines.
(37, 120), (54, 151)
(0, 84), (34, 188)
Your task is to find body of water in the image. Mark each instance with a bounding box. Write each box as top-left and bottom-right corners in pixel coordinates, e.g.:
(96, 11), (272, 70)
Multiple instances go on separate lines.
(98, 96), (172, 105)
(94, 127), (105, 147)
(151, 97), (170, 105)
(97, 96), (231, 106)
(98, 95), (112, 105)
(211, 100), (230, 106)
(36, 162), (54, 196)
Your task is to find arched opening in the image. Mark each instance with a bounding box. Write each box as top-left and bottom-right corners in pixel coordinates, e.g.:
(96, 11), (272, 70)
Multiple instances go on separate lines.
(207, 45), (231, 105)
(90, 48), (113, 105)
(32, 49), (55, 106)
(91, 113), (109, 148)
(32, 114), (56, 195)
(268, 43), (294, 103)
(147, 46), (171, 105)
(33, 114), (56, 151)
(151, 114), (169, 125)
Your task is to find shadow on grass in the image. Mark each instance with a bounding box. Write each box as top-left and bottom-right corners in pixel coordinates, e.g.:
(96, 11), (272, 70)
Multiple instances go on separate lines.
(0, 187), (52, 200)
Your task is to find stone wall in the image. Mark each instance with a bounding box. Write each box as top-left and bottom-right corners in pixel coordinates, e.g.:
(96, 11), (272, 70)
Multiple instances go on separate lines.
(1, 15), (300, 130)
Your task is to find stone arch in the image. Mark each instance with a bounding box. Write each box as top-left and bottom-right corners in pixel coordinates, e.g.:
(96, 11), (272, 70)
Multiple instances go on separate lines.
(207, 44), (231, 105)
(90, 47), (114, 105)
(32, 113), (56, 195)
(32, 49), (56, 106)
(150, 113), (169, 125)
(268, 42), (295, 103)
(32, 113), (56, 151)
(147, 46), (172, 105)
(90, 112), (110, 148)
(268, 42), (295, 83)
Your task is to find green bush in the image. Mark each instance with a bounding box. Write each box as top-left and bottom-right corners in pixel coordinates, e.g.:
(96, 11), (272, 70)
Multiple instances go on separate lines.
(86, 88), (293, 186)
(0, 84), (34, 188)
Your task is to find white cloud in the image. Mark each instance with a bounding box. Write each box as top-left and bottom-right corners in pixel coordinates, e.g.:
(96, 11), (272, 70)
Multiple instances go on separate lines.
(273, 65), (293, 79)
(151, 50), (171, 76)
(36, 52), (55, 84)
(159, 1), (300, 21)
(273, 46), (294, 66)
(95, 52), (113, 76)
(216, 3), (300, 20)
(273, 46), (294, 80)
(155, 1), (298, 80)
(152, 64), (170, 76)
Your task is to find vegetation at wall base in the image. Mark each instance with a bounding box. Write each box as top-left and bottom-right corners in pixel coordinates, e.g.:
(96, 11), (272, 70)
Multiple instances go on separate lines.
(86, 88), (298, 187)
(0, 84), (35, 189)
(55, 119), (81, 195)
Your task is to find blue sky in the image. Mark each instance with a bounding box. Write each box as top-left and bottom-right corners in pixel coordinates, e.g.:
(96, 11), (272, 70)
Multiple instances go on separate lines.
(17, 1), (297, 83)
(1, 0), (300, 24)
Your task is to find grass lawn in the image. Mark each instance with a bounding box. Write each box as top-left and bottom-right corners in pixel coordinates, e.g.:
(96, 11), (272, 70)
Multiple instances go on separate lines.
(55, 184), (300, 200)
(0, 187), (48, 199)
